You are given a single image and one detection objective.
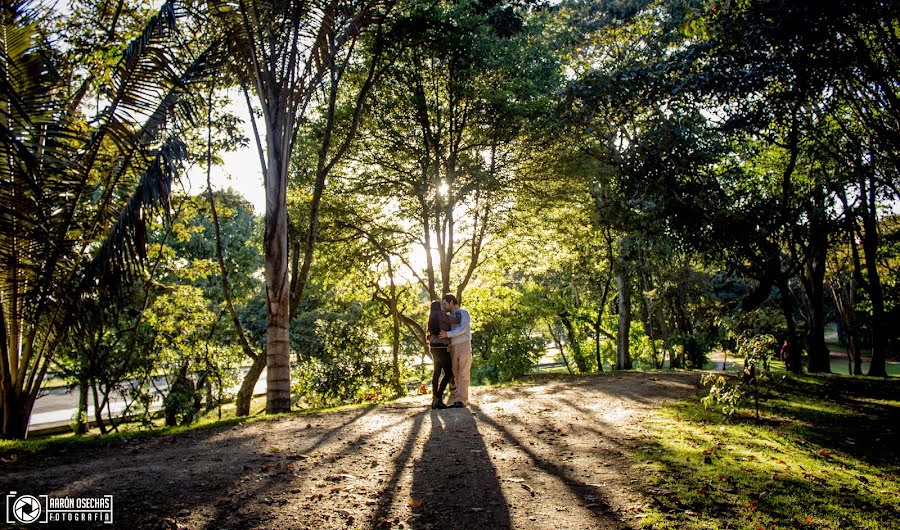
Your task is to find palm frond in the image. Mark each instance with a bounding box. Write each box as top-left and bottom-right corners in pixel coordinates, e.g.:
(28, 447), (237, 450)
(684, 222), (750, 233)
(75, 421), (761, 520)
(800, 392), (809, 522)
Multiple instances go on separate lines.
(81, 136), (187, 297)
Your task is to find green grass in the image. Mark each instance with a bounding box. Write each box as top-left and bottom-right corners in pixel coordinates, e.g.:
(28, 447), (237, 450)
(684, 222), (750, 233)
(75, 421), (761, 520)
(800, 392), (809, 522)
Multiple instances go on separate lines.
(632, 373), (900, 529)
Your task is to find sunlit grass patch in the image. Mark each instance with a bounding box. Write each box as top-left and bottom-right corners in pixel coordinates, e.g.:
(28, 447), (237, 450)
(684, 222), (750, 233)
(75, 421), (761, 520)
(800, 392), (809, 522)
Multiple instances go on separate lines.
(633, 374), (900, 529)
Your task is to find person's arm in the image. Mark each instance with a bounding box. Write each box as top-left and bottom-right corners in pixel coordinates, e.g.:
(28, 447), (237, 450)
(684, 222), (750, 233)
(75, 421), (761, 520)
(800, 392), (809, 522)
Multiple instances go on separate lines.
(446, 310), (470, 338)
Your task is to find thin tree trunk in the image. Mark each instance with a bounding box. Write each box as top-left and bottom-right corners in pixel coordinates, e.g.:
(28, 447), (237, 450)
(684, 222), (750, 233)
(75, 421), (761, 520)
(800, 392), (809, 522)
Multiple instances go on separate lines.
(593, 315), (604, 372)
(616, 237), (632, 370)
(388, 291), (402, 394)
(91, 378), (107, 434)
(777, 274), (802, 373)
(75, 370), (89, 435)
(847, 243), (865, 376)
(236, 353), (266, 416)
(638, 272), (660, 368)
(654, 305), (673, 368)
(547, 322), (573, 375)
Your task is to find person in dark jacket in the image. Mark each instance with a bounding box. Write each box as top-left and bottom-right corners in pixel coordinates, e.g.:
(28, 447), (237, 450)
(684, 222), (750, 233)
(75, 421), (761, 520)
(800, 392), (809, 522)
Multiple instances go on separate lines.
(427, 300), (455, 409)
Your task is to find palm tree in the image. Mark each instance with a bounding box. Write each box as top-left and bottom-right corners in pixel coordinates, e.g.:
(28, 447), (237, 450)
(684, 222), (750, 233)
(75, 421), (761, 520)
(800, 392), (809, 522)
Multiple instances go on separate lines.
(0, 0), (214, 438)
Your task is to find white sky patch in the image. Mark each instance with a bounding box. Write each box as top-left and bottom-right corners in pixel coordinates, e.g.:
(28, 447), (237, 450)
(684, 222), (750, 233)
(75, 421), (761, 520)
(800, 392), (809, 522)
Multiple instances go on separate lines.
(185, 89), (266, 213)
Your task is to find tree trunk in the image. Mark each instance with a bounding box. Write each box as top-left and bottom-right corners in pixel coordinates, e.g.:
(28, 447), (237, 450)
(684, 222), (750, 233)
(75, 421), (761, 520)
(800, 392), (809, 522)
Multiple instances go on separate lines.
(1, 391), (32, 439)
(777, 274), (803, 373)
(638, 273), (660, 368)
(560, 314), (587, 373)
(831, 277), (862, 376)
(390, 298), (402, 395)
(848, 246), (864, 376)
(654, 306), (673, 369)
(616, 237), (632, 370)
(91, 379), (108, 434)
(265, 126), (292, 413)
(860, 174), (888, 377)
(236, 353), (266, 416)
(593, 315), (604, 372)
(75, 373), (89, 435)
(548, 322), (573, 375)
(801, 185), (831, 374)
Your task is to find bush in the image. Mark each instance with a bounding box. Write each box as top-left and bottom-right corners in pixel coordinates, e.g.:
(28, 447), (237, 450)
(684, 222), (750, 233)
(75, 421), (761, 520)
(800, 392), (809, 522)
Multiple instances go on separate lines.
(163, 374), (199, 426)
(701, 332), (779, 420)
(471, 319), (544, 385)
(291, 303), (397, 406)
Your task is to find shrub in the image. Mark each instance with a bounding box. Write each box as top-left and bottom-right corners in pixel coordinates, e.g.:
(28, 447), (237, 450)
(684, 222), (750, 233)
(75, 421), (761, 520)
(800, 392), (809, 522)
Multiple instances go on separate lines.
(701, 332), (779, 420)
(291, 304), (396, 406)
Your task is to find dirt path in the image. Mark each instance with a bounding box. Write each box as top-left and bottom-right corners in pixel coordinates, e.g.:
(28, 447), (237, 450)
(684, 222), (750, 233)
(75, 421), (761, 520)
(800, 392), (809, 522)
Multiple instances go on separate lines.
(2, 372), (700, 529)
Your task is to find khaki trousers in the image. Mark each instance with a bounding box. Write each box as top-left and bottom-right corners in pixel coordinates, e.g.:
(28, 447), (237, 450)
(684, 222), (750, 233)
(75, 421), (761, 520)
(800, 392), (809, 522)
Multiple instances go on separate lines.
(448, 341), (472, 406)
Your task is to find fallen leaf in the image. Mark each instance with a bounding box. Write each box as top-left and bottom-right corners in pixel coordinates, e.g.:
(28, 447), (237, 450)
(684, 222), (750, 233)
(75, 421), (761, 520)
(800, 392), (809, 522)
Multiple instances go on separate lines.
(819, 450), (830, 457)
(407, 499), (424, 508)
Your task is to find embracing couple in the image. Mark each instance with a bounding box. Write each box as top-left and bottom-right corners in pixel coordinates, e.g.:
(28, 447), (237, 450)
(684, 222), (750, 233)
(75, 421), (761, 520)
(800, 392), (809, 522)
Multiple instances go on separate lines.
(426, 294), (471, 410)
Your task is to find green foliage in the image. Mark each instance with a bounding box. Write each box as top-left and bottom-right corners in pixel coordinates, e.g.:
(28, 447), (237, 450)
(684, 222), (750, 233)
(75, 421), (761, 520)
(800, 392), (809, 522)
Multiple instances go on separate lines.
(163, 375), (199, 426)
(701, 330), (780, 420)
(672, 332), (713, 370)
(468, 284), (546, 384)
(699, 373), (743, 416)
(291, 303), (396, 406)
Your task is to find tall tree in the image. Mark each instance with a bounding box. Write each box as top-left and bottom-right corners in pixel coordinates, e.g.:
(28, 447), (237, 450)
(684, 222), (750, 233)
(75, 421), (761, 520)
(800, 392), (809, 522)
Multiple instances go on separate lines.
(352, 0), (559, 305)
(214, 0), (397, 413)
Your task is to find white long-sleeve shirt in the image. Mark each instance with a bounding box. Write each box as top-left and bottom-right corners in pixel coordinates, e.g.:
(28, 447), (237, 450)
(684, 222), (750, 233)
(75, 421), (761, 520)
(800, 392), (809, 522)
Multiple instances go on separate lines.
(446, 308), (471, 345)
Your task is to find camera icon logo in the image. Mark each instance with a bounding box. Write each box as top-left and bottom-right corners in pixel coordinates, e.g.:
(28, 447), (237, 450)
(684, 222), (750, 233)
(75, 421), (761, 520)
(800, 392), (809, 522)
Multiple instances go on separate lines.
(6, 491), (47, 524)
(10, 494), (42, 524)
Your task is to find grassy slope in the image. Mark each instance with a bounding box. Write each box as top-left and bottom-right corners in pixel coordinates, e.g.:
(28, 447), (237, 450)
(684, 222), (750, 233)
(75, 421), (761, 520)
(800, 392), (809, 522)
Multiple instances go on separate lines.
(633, 374), (900, 530)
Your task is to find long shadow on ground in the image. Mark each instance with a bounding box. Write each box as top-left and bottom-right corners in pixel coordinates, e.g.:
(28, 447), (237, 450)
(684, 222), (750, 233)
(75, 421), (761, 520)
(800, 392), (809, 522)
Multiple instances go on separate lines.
(410, 409), (510, 529)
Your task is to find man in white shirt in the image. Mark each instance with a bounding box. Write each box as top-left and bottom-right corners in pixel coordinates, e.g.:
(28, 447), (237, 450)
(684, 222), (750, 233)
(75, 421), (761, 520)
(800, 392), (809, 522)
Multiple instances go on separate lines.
(439, 294), (471, 407)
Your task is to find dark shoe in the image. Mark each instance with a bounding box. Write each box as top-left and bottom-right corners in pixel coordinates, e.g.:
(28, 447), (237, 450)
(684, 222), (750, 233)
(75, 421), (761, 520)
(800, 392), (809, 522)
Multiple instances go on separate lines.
(431, 400), (448, 410)
(451, 401), (465, 408)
